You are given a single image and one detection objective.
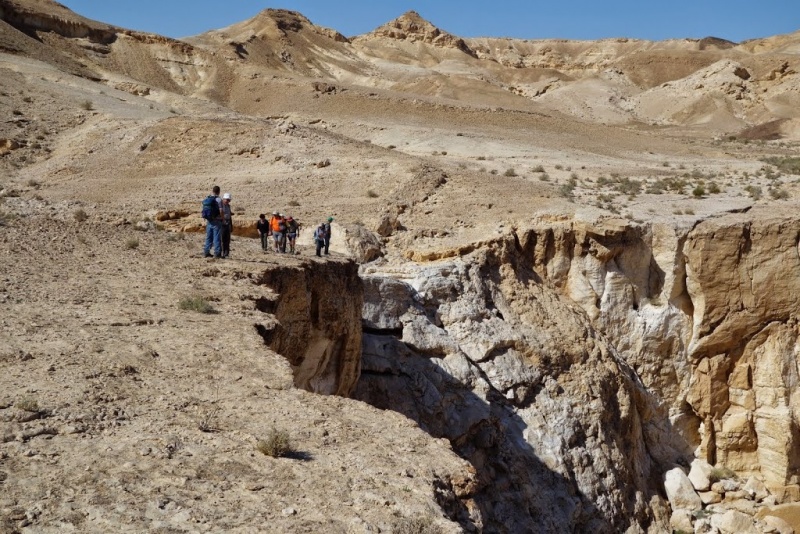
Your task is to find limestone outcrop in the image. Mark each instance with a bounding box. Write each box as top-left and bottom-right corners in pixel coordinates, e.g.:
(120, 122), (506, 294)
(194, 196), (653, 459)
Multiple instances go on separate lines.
(357, 245), (673, 532)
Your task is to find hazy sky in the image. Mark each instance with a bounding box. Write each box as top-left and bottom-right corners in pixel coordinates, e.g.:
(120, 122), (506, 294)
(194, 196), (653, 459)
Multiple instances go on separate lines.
(59, 0), (798, 43)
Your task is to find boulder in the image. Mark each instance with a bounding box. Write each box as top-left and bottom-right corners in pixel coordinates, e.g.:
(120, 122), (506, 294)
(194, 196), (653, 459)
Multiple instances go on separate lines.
(669, 509), (694, 533)
(664, 467), (702, 512)
(689, 459), (714, 491)
(710, 509), (758, 534)
(743, 476), (771, 502)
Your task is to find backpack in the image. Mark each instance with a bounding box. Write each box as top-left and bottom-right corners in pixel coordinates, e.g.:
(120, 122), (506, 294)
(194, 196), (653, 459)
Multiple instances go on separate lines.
(201, 195), (219, 220)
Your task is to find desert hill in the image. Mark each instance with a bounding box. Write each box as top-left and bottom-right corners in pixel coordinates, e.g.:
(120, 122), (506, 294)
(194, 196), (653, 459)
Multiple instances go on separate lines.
(2, 0), (800, 532)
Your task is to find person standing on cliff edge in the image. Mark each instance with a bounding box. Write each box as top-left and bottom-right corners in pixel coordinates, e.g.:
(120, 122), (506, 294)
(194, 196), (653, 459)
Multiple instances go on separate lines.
(323, 216), (333, 255)
(201, 185), (223, 259)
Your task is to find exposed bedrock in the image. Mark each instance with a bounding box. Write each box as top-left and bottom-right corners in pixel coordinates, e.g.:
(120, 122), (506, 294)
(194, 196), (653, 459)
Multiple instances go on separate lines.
(357, 244), (676, 533)
(518, 215), (800, 498)
(356, 213), (800, 531)
(253, 258), (363, 396)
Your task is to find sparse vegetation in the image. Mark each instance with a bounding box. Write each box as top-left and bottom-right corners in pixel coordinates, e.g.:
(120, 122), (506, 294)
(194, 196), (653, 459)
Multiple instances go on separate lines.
(762, 156), (800, 175)
(26, 179), (40, 189)
(709, 467), (737, 482)
(692, 185), (706, 198)
(744, 185), (762, 200)
(393, 516), (442, 534)
(532, 165), (545, 173)
(16, 397), (39, 412)
(708, 182), (721, 194)
(257, 427), (293, 458)
(179, 295), (214, 314)
(769, 187), (789, 200)
(80, 100), (94, 111)
(73, 208), (88, 222)
(504, 168), (517, 177)
(288, 199), (300, 207)
(539, 173), (550, 181)
(125, 237), (140, 249)
(366, 189), (379, 198)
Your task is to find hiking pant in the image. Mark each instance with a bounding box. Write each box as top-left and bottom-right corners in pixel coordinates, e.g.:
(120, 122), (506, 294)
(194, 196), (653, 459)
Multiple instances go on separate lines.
(203, 220), (223, 257)
(221, 220), (232, 257)
(324, 237), (330, 255)
(315, 238), (324, 257)
(260, 232), (269, 251)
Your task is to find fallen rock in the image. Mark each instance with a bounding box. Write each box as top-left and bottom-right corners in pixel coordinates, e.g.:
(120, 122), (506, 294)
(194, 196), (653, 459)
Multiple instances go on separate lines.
(710, 509), (758, 534)
(664, 467), (702, 511)
(689, 458), (713, 491)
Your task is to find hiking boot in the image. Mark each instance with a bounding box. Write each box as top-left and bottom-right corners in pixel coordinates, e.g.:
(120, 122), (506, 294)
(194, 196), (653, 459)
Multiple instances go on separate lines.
(204, 253), (213, 258)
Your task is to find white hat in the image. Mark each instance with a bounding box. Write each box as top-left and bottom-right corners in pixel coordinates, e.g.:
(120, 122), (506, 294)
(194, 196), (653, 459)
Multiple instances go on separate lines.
(222, 193), (231, 200)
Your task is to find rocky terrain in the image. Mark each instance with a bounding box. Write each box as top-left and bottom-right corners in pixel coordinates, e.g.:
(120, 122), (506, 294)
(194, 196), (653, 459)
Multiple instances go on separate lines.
(1, 0), (800, 532)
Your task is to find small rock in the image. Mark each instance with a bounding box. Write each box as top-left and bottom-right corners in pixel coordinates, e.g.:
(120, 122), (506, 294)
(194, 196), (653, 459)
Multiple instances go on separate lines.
(669, 509), (693, 533)
(699, 490), (722, 505)
(281, 507), (297, 517)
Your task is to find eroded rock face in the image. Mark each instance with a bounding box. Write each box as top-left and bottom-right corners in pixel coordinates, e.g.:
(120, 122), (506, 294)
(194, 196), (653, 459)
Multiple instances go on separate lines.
(357, 245), (673, 532)
(254, 259), (363, 396)
(517, 214), (800, 497)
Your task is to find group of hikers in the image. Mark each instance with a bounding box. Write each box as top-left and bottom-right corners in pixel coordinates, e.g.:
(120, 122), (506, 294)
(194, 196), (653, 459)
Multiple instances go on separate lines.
(201, 185), (332, 259)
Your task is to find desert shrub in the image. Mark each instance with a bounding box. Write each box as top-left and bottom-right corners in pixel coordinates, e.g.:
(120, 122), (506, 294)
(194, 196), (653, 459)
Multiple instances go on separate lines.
(709, 467), (737, 482)
(558, 183), (575, 199)
(684, 208), (695, 215)
(80, 100), (93, 111)
(662, 161), (671, 167)
(125, 237), (139, 249)
(257, 428), (292, 458)
(744, 185), (762, 200)
(476, 156), (486, 161)
(16, 397), (39, 412)
(673, 209), (683, 215)
(769, 187), (789, 200)
(288, 199), (300, 207)
(490, 169), (498, 175)
(504, 168), (517, 177)
(532, 164), (545, 173)
(179, 295), (214, 314)
(646, 179), (667, 194)
(708, 182), (721, 194)
(692, 186), (706, 198)
(762, 156), (800, 175)
(539, 173), (550, 181)
(366, 189), (379, 198)
(26, 179), (40, 188)
(613, 177), (642, 196)
(554, 164), (563, 170)
(387, 145), (396, 149)
(73, 208), (88, 222)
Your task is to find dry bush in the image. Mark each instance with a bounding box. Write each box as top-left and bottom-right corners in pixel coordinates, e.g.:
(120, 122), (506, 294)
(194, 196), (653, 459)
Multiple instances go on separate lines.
(125, 237), (139, 249)
(504, 168), (517, 177)
(366, 189), (379, 198)
(73, 208), (88, 222)
(80, 100), (93, 111)
(179, 295), (215, 314)
(257, 428), (292, 458)
(16, 397), (39, 412)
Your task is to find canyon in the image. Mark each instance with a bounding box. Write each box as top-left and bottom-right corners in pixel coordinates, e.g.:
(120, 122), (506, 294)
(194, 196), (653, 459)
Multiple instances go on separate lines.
(1, 1), (800, 532)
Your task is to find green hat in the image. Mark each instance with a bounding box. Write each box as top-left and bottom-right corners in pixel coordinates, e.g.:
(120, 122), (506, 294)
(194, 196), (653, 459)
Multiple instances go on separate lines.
(327, 217), (334, 222)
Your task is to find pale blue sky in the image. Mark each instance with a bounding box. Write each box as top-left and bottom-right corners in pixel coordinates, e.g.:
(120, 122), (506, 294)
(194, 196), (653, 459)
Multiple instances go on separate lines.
(59, 1), (798, 43)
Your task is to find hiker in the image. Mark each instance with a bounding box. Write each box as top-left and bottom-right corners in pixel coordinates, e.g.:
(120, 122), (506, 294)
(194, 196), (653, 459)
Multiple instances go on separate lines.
(285, 216), (300, 254)
(279, 214), (289, 253)
(256, 214), (270, 252)
(202, 185), (223, 258)
(314, 222), (327, 257)
(220, 193), (233, 258)
(323, 217), (333, 255)
(269, 211), (284, 253)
